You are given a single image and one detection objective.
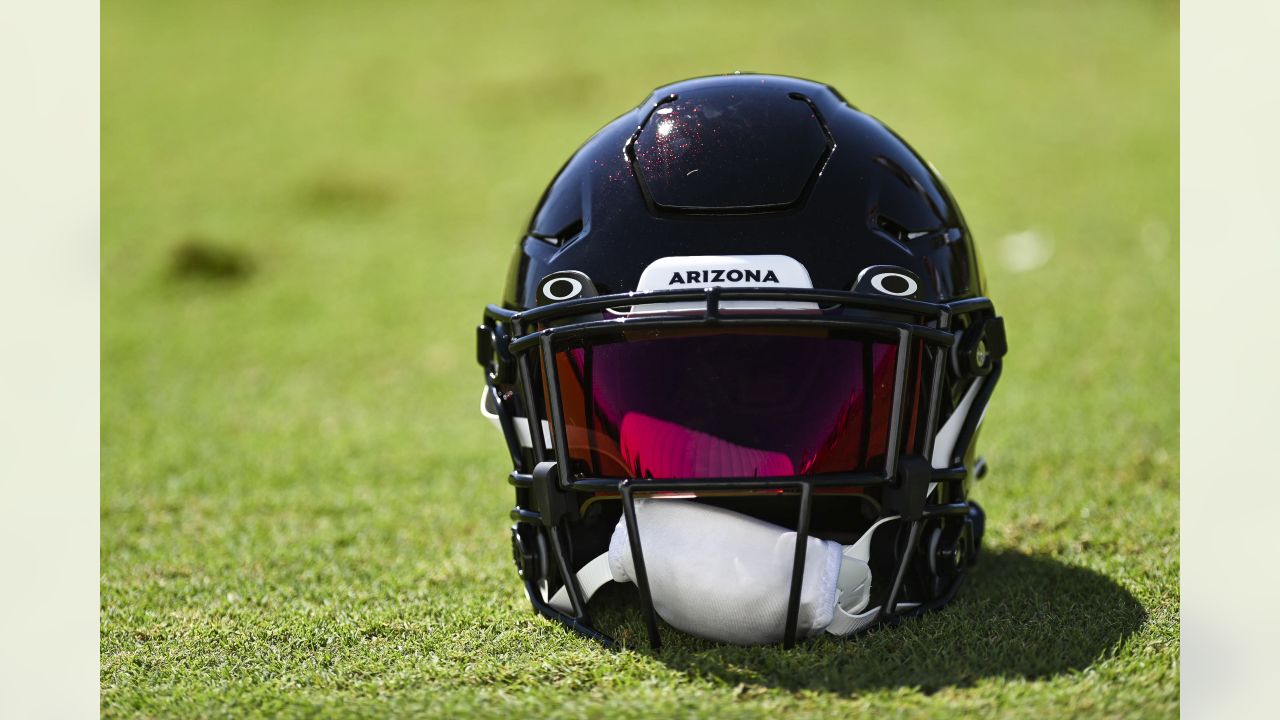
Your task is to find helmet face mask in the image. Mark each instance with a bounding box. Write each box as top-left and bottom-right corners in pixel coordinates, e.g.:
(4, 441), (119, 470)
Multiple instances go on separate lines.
(477, 74), (1006, 649)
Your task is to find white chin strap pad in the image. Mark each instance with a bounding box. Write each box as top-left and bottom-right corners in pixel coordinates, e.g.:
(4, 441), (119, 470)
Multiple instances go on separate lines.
(608, 499), (843, 645)
(544, 501), (904, 644)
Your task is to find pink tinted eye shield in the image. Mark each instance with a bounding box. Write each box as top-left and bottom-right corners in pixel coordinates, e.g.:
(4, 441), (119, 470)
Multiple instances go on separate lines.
(550, 330), (907, 480)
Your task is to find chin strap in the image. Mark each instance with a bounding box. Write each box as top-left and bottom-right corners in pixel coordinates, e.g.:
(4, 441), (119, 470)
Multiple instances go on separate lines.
(546, 512), (915, 638)
(823, 516), (894, 636)
(547, 552), (614, 614)
(824, 515), (918, 637)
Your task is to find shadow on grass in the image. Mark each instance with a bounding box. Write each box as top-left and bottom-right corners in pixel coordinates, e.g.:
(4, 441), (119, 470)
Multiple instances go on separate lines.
(594, 550), (1145, 694)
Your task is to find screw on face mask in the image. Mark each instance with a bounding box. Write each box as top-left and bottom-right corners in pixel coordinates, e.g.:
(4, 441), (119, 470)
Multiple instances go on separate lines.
(511, 524), (548, 583)
(952, 316), (1007, 379)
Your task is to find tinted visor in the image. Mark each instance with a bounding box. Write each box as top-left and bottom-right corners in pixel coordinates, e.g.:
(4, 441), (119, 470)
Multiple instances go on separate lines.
(547, 327), (924, 479)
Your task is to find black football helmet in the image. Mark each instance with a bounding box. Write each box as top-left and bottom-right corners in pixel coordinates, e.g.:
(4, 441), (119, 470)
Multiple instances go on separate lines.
(476, 74), (1006, 648)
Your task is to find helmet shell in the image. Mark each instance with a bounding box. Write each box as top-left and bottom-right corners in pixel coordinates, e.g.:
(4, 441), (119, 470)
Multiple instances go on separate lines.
(504, 74), (983, 309)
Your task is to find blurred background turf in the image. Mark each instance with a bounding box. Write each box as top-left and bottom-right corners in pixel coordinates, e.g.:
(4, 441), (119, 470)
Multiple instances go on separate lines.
(102, 1), (1178, 717)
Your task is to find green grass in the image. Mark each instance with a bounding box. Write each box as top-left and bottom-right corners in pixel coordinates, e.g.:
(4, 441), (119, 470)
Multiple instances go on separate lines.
(102, 1), (1179, 716)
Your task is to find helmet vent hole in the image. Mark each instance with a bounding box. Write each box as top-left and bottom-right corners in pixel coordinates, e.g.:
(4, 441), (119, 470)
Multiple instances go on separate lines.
(556, 219), (584, 240)
(530, 219), (583, 247)
(875, 213), (911, 242)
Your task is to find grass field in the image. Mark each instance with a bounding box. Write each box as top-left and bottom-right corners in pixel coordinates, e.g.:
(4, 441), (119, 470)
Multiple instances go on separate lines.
(101, 1), (1179, 716)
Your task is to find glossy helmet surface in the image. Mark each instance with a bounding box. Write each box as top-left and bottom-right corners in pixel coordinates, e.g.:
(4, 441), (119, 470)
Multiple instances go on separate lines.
(477, 73), (1006, 648)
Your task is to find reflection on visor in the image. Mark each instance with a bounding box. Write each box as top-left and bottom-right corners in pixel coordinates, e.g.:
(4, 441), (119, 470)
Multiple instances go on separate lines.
(548, 328), (922, 479)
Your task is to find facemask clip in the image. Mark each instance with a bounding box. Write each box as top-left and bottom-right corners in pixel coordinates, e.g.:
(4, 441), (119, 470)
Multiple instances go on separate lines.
(531, 461), (578, 528)
(882, 454), (933, 521)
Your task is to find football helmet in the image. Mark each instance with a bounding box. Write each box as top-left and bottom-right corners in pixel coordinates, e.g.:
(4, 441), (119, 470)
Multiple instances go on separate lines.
(476, 74), (1006, 648)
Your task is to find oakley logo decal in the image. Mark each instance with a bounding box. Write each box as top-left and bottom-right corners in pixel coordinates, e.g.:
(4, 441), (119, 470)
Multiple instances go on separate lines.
(535, 270), (597, 306)
(854, 265), (922, 299)
(668, 269), (781, 285)
(869, 272), (918, 297)
(541, 276), (584, 301)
